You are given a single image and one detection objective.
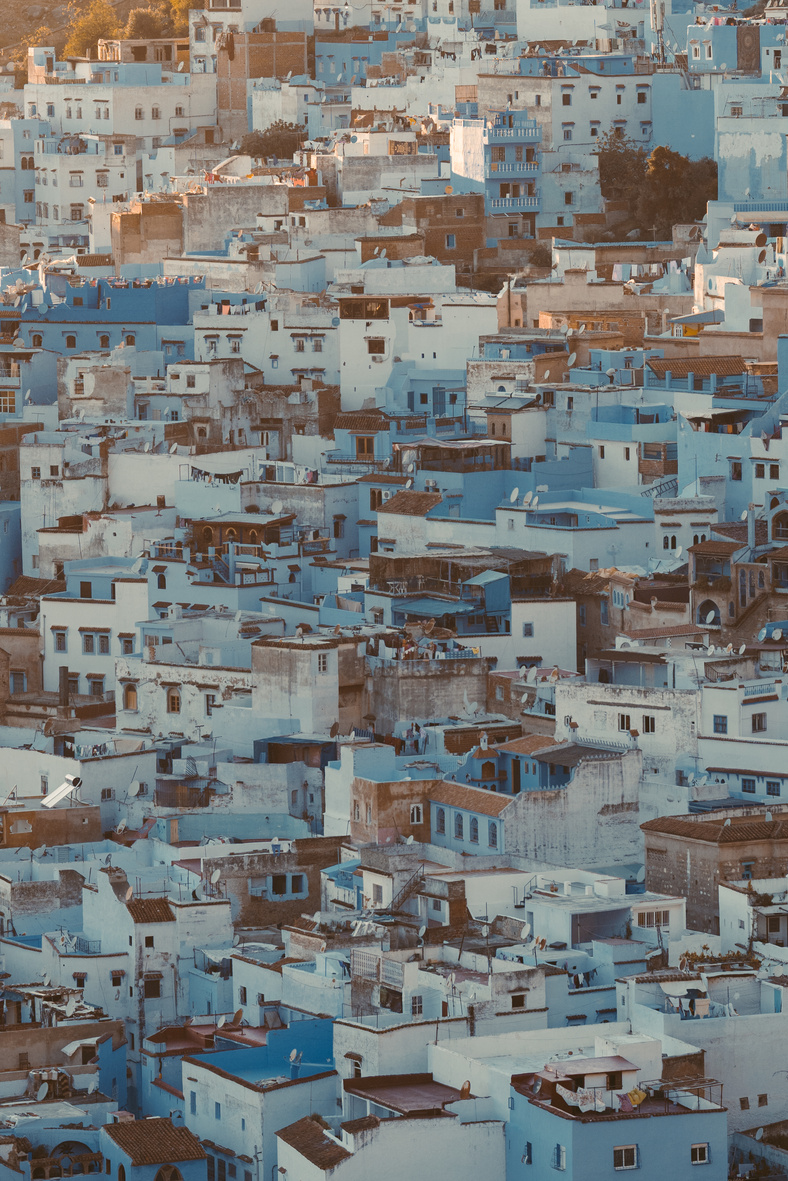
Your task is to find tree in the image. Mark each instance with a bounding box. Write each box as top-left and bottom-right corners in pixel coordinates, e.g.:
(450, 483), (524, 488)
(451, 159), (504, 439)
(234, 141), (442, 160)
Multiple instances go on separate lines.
(169, 0), (201, 34)
(241, 122), (307, 161)
(63, 0), (119, 57)
(596, 131), (717, 239)
(125, 5), (171, 38)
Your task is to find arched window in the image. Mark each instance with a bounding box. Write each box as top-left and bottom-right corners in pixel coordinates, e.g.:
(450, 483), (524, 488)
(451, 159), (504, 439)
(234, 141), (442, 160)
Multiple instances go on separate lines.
(693, 534), (699, 546)
(454, 812), (464, 840)
(153, 1168), (182, 1181)
(167, 688), (180, 713)
(759, 570), (765, 589)
(202, 526), (213, 546)
(410, 803), (422, 824)
(470, 817), (479, 843)
(697, 598), (720, 626)
(21, 156), (28, 170)
(488, 821), (498, 848)
(226, 527), (237, 544)
(774, 510), (788, 542)
(100, 334), (110, 348)
(436, 807), (445, 833)
(118, 1166), (125, 1181)
(157, 573), (166, 589)
(663, 535), (670, 550)
(125, 334), (135, 347)
(248, 529), (259, 545)
(670, 535), (677, 550)
(123, 683), (137, 711)
(32, 334), (42, 348)
(65, 335), (76, 349)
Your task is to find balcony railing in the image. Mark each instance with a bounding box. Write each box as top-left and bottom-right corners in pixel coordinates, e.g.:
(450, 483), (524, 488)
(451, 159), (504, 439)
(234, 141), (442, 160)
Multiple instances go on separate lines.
(75, 936), (101, 955)
(486, 161), (539, 176)
(490, 196), (539, 209)
(486, 126), (541, 140)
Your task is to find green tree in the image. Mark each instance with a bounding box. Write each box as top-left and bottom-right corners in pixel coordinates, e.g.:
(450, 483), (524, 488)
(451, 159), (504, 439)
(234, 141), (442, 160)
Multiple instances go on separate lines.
(596, 128), (647, 207)
(170, 0), (201, 34)
(638, 146), (717, 239)
(124, 5), (171, 38)
(63, 0), (119, 57)
(241, 122), (307, 161)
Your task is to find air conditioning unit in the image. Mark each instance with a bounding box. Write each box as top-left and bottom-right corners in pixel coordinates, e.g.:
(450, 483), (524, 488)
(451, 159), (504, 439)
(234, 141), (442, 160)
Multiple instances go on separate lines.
(382, 490), (392, 501)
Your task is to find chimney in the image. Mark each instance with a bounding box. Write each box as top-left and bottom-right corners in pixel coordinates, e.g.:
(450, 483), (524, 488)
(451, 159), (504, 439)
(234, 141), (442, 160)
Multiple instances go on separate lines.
(59, 665), (69, 708)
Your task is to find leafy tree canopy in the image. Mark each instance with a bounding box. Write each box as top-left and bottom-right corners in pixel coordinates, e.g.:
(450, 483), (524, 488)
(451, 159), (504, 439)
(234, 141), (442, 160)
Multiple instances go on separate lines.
(241, 122), (308, 161)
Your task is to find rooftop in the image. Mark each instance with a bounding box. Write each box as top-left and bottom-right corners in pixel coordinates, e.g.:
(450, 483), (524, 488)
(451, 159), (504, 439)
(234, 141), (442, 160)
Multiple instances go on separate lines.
(103, 1119), (206, 1166)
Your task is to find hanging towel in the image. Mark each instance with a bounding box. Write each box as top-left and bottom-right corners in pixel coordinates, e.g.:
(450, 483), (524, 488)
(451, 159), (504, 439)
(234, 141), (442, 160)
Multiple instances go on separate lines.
(628, 1088), (647, 1108)
(617, 1093), (634, 1113)
(695, 997), (710, 1018)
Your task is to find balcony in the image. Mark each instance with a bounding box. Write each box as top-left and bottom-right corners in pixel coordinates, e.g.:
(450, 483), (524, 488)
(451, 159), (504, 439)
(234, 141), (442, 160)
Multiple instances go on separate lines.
(486, 161), (539, 176)
(486, 125), (541, 140)
(489, 196), (540, 210)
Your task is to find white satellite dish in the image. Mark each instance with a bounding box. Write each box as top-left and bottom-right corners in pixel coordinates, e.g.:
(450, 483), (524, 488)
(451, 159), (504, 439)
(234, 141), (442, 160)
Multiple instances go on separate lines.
(567, 352), (576, 367)
(116, 819), (127, 834)
(522, 490), (533, 506)
(510, 486), (520, 503)
(271, 500), (284, 515)
(88, 1078), (98, 1094)
(124, 885), (133, 902)
(217, 1015), (226, 1027)
(675, 546), (682, 559)
(128, 781), (140, 797)
(636, 865), (646, 882)
(756, 1129), (764, 1141)
(521, 923), (531, 940)
(419, 925), (427, 938)
(758, 628), (768, 642)
(531, 497), (539, 511)
(739, 643), (747, 655)
(775, 629), (784, 641)
(65, 995), (77, 1016)
(210, 868), (221, 884)
(544, 370), (550, 380)
(707, 645), (715, 655)
(705, 611), (716, 625)
(741, 509), (748, 521)
(169, 442), (178, 454)
(36, 1083), (49, 1102)
(527, 665), (538, 683)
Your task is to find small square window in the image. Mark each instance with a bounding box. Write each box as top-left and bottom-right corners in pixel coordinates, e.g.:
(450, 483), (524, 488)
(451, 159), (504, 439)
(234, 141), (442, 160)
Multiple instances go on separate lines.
(691, 1145), (708, 1165)
(145, 935), (154, 948)
(522, 622), (534, 637)
(759, 1094), (768, 1107)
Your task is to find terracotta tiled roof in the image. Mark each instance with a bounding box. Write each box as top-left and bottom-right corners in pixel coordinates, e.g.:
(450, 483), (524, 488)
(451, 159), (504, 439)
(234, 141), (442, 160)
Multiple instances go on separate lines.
(429, 782), (513, 816)
(378, 490), (443, 516)
(493, 734), (559, 756)
(103, 1118), (206, 1166)
(642, 815), (788, 843)
(6, 574), (66, 598)
(713, 520), (769, 547)
(334, 410), (391, 431)
(341, 1115), (381, 1134)
(561, 568), (611, 596)
(126, 898), (175, 924)
(621, 625), (705, 640)
(276, 1118), (351, 1169)
(688, 539), (739, 555)
(647, 356), (747, 378)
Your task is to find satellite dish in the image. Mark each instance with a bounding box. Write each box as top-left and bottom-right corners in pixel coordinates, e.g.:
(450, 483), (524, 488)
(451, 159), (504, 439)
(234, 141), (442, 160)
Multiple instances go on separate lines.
(521, 923), (531, 940)
(675, 546), (682, 559)
(756, 232), (768, 247)
(756, 1129), (764, 1141)
(739, 643), (747, 655)
(758, 628), (768, 642)
(128, 781), (140, 797)
(210, 868), (221, 884)
(233, 1008), (243, 1024)
(116, 819), (127, 834)
(444, 184), (454, 194)
(523, 490), (533, 506)
(407, 462), (415, 473)
(759, 249), (767, 264)
(636, 866), (646, 882)
(567, 352), (576, 366)
(707, 645), (715, 655)
(527, 666), (538, 683)
(36, 1083), (48, 1102)
(510, 486), (520, 504)
(217, 1015), (227, 1027)
(775, 628), (784, 641)
(271, 499), (284, 515)
(419, 925), (427, 937)
(544, 371), (550, 380)
(289, 1047), (299, 1061)
(34, 844), (46, 857)
(480, 924), (490, 937)
(705, 611), (716, 625)
(65, 995), (77, 1016)
(124, 885), (133, 902)
(460, 1080), (471, 1099)
(578, 323), (586, 334)
(741, 509), (748, 521)
(531, 497), (539, 511)
(330, 721), (340, 737)
(170, 442), (178, 454)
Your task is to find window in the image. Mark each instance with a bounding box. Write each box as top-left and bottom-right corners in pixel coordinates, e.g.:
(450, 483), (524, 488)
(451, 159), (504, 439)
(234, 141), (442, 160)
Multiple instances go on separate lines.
(563, 127), (572, 141)
(564, 191), (574, 206)
(522, 622), (534, 637)
(691, 1145), (709, 1165)
(454, 812), (464, 839)
(99, 634), (110, 654)
(317, 653), (328, 673)
(713, 714), (727, 734)
(731, 461), (742, 481)
(642, 715), (655, 733)
(752, 712), (767, 733)
(742, 777), (756, 794)
(552, 1145), (566, 1171)
(54, 630), (67, 652)
(578, 604), (586, 627)
(190, 1092), (196, 1115)
(143, 977), (161, 998)
(740, 1097), (750, 1111)
(215, 1102), (221, 1120)
(411, 994), (423, 1015)
(239, 985), (247, 1004)
(600, 599), (609, 625)
(367, 338), (385, 354)
(167, 688), (181, 713)
(613, 1147), (638, 1171)
(512, 993), (525, 1008)
(135, 107), (144, 120)
(122, 638), (133, 655)
(618, 713), (631, 732)
(410, 804), (423, 824)
(470, 816), (479, 843)
(436, 807), (445, 834)
(562, 91), (572, 105)
(756, 463), (765, 479)
(83, 633), (95, 654)
(767, 780), (781, 796)
(10, 671), (25, 694)
(741, 861), (755, 880)
(599, 445), (605, 459)
(445, 233), (456, 249)
(625, 447), (631, 461)
(488, 821), (498, 848)
(771, 464), (780, 480)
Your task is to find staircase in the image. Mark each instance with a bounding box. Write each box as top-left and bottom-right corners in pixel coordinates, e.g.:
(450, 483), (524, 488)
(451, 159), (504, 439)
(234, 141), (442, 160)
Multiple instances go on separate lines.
(391, 865), (425, 911)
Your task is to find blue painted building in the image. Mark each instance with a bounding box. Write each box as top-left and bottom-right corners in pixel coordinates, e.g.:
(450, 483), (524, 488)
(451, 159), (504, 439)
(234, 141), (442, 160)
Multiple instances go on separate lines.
(100, 1118), (207, 1181)
(450, 108), (542, 240)
(429, 781), (510, 854)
